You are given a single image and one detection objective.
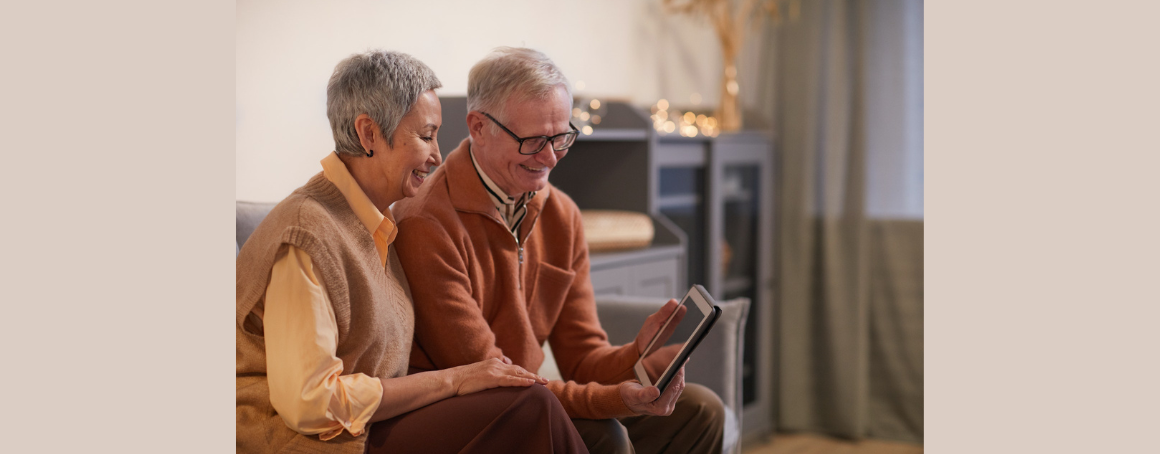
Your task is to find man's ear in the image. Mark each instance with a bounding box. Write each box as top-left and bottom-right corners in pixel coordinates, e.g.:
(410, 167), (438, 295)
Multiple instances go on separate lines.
(354, 114), (381, 154)
(466, 111), (487, 145)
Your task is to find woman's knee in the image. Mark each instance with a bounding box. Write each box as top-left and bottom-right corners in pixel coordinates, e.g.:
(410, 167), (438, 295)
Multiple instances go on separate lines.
(510, 384), (562, 412)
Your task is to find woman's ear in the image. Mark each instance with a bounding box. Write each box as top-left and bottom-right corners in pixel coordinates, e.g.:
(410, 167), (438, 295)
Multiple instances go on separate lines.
(354, 114), (380, 155)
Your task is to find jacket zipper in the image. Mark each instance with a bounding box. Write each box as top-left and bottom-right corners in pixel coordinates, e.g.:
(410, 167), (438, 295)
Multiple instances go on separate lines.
(481, 213), (540, 290)
(518, 217), (541, 290)
(515, 216), (541, 290)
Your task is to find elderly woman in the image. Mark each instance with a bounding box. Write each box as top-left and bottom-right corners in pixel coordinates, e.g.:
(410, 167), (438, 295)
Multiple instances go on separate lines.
(236, 50), (588, 454)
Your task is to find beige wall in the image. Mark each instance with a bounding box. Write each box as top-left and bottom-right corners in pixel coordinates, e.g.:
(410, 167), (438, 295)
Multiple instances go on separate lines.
(237, 0), (729, 202)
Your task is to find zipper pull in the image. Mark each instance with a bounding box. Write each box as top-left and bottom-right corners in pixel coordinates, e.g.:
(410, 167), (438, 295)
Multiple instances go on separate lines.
(518, 246), (524, 264)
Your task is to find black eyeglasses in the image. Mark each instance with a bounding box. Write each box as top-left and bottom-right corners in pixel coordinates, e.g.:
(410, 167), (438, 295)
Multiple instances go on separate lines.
(481, 112), (579, 155)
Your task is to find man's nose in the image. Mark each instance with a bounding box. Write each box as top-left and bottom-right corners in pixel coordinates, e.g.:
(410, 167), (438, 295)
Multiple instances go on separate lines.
(535, 147), (558, 167)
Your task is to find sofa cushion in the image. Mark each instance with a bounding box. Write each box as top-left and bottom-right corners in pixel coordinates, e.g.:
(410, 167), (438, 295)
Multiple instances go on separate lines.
(236, 201), (278, 248)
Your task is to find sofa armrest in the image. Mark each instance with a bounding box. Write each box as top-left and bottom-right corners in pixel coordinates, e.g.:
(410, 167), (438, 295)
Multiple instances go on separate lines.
(592, 294), (750, 454)
(593, 295), (749, 412)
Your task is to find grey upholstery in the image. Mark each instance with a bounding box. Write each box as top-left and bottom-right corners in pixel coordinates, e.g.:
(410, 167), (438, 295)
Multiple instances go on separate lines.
(236, 201), (278, 250)
(594, 295), (749, 454)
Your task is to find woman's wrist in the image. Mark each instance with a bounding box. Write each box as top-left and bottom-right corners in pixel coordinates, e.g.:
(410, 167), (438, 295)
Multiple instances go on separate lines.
(441, 367), (460, 397)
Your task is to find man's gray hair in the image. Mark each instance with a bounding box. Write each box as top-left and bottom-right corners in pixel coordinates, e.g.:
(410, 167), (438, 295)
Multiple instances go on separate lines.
(327, 50), (442, 156)
(467, 47), (572, 130)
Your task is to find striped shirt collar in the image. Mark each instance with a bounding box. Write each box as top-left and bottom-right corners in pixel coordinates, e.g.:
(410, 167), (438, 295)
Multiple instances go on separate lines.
(469, 146), (536, 237)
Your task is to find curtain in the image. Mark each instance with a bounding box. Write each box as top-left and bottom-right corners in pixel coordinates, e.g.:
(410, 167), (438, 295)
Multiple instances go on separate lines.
(764, 0), (924, 443)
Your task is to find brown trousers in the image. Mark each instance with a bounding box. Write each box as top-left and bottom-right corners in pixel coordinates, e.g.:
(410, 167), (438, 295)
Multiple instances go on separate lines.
(571, 384), (725, 454)
(366, 385), (589, 454)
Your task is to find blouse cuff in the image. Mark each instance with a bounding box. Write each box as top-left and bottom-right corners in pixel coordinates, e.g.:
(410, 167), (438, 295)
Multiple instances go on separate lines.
(320, 373), (383, 439)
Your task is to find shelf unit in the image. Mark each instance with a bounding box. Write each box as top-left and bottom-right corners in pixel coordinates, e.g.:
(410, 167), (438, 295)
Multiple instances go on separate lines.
(654, 132), (775, 443)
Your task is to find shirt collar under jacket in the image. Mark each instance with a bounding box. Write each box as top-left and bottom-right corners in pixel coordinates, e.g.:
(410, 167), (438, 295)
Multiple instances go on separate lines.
(469, 145), (536, 231)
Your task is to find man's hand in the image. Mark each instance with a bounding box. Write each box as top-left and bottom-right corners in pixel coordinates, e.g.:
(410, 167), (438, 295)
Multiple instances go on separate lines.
(641, 343), (683, 381)
(633, 298), (687, 357)
(619, 366), (686, 416)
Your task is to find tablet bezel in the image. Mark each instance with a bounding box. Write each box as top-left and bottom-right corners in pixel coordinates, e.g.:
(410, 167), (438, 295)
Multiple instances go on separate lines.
(633, 285), (721, 394)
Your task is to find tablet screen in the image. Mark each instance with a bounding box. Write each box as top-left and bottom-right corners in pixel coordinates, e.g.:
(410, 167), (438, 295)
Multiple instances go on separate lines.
(638, 293), (708, 384)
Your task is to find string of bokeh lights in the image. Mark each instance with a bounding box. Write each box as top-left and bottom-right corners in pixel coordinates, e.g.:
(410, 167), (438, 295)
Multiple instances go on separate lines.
(570, 81), (721, 138)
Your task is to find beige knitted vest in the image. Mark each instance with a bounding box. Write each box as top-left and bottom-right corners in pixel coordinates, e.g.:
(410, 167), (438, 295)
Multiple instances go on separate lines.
(236, 173), (414, 454)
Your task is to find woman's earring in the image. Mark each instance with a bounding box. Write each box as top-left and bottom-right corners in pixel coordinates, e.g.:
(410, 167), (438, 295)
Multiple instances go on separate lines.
(365, 149), (374, 157)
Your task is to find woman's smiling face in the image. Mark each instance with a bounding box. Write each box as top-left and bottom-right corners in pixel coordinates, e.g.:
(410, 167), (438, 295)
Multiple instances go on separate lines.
(379, 89), (443, 202)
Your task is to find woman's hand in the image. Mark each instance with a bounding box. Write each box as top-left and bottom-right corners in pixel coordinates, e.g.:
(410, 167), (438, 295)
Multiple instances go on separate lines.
(448, 358), (547, 396)
(371, 359), (545, 422)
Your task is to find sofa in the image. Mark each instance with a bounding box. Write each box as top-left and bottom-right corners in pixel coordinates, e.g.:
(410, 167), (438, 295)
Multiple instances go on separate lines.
(237, 201), (749, 453)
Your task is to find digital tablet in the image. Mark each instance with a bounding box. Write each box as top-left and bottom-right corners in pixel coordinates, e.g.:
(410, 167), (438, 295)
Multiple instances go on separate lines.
(633, 285), (721, 395)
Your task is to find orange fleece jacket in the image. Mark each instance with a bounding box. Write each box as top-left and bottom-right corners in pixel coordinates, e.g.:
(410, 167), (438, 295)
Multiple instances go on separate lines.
(392, 139), (640, 420)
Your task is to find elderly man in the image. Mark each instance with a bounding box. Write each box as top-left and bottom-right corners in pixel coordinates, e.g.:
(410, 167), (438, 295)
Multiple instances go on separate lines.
(392, 47), (725, 454)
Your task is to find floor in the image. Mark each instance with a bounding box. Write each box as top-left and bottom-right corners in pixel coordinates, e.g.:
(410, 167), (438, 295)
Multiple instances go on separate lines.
(743, 432), (923, 454)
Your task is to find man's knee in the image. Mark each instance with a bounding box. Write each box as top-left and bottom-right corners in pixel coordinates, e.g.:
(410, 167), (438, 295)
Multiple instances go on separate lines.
(677, 383), (726, 430)
(620, 384), (726, 454)
(571, 418), (633, 454)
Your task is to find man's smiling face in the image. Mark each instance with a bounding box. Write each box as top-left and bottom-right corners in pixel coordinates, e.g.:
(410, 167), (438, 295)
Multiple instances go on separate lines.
(472, 84), (573, 196)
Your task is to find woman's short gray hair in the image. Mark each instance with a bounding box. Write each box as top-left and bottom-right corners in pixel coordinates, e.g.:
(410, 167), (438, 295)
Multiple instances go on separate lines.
(467, 47), (572, 129)
(327, 50), (442, 156)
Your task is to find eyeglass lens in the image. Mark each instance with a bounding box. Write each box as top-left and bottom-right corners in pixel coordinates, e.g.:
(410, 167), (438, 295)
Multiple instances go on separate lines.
(521, 133), (577, 155)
